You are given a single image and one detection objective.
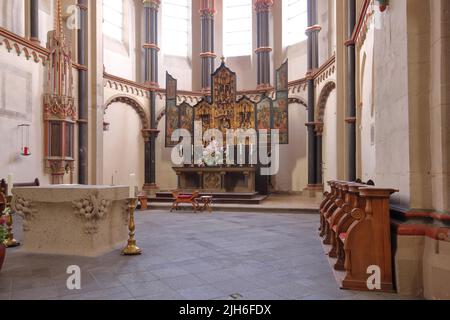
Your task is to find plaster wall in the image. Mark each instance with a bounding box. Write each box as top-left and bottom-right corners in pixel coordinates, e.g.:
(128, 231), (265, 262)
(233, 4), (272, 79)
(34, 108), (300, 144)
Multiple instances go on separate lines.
(357, 14), (376, 182)
(103, 0), (137, 81)
(372, 0), (410, 207)
(322, 90), (337, 191)
(0, 45), (50, 185)
(102, 101), (145, 189)
(155, 96), (177, 191)
(428, 0), (450, 213)
(0, 40), (79, 186)
(273, 103), (308, 192)
(0, 0), (25, 37)
(38, 0), (54, 45)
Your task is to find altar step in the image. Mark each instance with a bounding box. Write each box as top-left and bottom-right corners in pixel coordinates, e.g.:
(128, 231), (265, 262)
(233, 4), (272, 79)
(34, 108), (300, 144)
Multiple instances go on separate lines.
(149, 191), (268, 205)
(144, 194), (320, 214)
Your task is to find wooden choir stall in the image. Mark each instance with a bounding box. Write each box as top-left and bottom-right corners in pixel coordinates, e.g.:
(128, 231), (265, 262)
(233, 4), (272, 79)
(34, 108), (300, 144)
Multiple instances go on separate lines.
(319, 180), (398, 292)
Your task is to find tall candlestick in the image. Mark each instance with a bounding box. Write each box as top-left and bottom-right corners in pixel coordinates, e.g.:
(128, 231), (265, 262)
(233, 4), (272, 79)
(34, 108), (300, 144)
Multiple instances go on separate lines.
(7, 174), (13, 196)
(239, 143), (244, 165)
(129, 173), (136, 198)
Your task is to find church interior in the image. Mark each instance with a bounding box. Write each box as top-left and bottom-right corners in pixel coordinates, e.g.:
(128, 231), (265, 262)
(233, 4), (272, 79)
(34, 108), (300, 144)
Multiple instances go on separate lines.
(0, 0), (449, 301)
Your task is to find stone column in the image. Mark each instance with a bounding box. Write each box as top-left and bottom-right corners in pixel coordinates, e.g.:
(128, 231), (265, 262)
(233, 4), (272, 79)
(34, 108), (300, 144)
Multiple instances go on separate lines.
(77, 0), (88, 184)
(305, 0), (321, 188)
(143, 0), (160, 191)
(255, 0), (273, 90)
(345, 0), (356, 181)
(200, 0), (216, 94)
(143, 0), (160, 87)
(30, 0), (39, 43)
(315, 123), (323, 185)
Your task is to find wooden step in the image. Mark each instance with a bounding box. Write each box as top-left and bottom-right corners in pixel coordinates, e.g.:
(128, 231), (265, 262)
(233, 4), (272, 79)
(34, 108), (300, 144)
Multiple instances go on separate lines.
(155, 191), (261, 200)
(149, 192), (268, 205)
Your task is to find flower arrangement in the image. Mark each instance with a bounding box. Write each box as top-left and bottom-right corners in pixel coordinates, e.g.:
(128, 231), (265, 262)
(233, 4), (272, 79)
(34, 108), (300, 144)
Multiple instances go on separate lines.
(199, 138), (223, 167)
(0, 207), (9, 244)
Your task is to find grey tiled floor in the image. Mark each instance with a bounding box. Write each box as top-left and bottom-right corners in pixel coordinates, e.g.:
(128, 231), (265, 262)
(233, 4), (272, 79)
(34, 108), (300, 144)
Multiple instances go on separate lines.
(0, 210), (410, 300)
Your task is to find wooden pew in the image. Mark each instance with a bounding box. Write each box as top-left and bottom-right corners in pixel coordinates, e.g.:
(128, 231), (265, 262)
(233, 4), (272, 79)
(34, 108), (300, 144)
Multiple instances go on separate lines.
(333, 183), (366, 271)
(320, 180), (375, 243)
(322, 181), (346, 245)
(326, 183), (354, 258)
(319, 181), (338, 238)
(318, 181), (333, 233)
(320, 179), (397, 292)
(340, 187), (397, 292)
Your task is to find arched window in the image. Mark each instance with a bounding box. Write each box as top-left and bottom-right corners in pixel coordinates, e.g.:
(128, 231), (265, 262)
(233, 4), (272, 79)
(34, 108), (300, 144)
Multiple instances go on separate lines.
(162, 0), (191, 57)
(223, 0), (252, 57)
(285, 0), (308, 46)
(103, 0), (124, 42)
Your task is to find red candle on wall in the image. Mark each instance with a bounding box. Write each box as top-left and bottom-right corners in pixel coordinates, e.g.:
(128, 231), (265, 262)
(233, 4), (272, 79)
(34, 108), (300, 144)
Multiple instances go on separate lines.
(19, 124), (31, 156)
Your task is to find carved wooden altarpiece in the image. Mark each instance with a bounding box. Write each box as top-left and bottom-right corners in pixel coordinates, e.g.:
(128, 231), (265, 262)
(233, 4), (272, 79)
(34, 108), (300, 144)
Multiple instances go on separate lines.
(165, 60), (289, 148)
(165, 60), (288, 193)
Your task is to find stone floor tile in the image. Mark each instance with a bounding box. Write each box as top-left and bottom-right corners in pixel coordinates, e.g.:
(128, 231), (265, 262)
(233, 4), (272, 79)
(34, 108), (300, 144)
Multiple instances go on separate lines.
(11, 285), (58, 300)
(125, 280), (174, 298)
(2, 210), (414, 300)
(161, 274), (207, 291)
(177, 285), (225, 300)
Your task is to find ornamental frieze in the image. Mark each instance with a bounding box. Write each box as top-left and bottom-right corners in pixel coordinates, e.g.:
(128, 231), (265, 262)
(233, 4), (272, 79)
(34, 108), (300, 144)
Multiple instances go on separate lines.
(43, 94), (76, 121)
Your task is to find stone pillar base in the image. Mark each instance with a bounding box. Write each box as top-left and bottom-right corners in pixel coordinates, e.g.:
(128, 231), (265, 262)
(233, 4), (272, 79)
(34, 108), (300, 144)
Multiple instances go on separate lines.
(303, 184), (324, 198)
(395, 234), (450, 299)
(143, 183), (159, 196)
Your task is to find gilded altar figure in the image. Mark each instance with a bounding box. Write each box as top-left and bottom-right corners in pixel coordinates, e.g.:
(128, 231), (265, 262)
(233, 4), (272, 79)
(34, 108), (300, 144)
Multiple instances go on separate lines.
(235, 97), (255, 131)
(212, 62), (236, 105)
(194, 100), (213, 134)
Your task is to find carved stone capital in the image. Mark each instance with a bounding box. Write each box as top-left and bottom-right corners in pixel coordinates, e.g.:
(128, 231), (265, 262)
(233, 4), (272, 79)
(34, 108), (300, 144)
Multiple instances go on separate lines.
(254, 0), (273, 12)
(143, 0), (160, 9)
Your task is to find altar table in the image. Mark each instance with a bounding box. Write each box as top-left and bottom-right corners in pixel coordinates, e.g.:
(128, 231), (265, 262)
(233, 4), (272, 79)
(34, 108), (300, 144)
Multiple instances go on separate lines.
(173, 166), (256, 193)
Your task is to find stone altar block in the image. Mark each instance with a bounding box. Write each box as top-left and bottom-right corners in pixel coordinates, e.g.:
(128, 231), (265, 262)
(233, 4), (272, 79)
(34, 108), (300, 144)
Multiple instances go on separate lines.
(11, 185), (130, 257)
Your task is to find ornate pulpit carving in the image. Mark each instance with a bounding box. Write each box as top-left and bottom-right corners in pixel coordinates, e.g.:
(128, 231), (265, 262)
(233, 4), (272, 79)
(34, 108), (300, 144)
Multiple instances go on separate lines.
(43, 0), (76, 184)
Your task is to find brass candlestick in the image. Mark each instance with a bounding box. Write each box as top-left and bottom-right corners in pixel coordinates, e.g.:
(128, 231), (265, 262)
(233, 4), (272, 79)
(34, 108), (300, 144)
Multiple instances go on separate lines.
(121, 198), (142, 256)
(3, 195), (20, 248)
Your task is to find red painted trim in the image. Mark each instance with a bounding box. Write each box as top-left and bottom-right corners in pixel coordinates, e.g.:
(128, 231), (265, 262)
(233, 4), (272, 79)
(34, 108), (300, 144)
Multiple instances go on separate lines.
(311, 55), (336, 81)
(104, 72), (150, 91)
(73, 63), (87, 71)
(392, 222), (450, 241)
(305, 25), (322, 33)
(200, 52), (217, 58)
(397, 210), (450, 222)
(0, 26), (48, 56)
(255, 47), (273, 54)
(345, 0), (371, 47)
